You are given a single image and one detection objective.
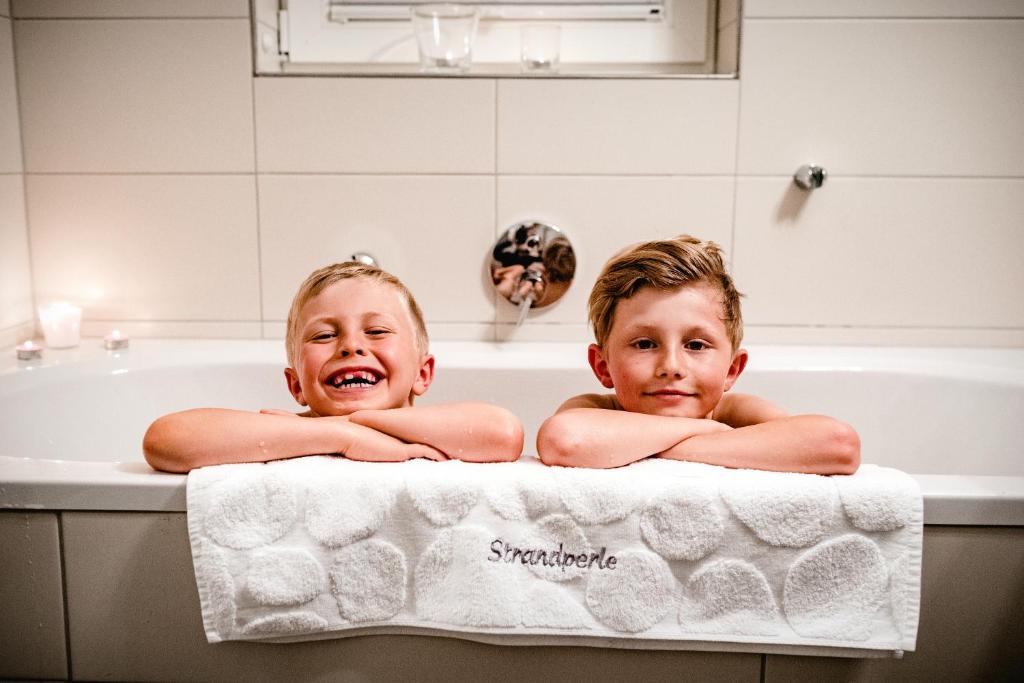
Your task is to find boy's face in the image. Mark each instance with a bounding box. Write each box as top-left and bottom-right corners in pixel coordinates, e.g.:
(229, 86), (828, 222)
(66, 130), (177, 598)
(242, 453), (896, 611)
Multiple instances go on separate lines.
(285, 278), (433, 417)
(588, 284), (746, 419)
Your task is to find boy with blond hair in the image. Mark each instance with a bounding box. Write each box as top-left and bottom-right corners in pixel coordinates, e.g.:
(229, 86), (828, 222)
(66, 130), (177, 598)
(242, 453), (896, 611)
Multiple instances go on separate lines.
(144, 263), (523, 472)
(536, 235), (859, 474)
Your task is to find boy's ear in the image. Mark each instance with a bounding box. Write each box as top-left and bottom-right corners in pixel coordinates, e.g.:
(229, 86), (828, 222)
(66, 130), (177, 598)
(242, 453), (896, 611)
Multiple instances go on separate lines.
(284, 367), (308, 406)
(723, 348), (749, 392)
(411, 354), (435, 397)
(588, 344), (615, 389)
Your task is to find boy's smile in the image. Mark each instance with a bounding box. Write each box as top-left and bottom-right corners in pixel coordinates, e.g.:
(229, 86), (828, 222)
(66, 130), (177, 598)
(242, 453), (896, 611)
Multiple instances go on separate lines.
(588, 284), (746, 419)
(285, 278), (433, 416)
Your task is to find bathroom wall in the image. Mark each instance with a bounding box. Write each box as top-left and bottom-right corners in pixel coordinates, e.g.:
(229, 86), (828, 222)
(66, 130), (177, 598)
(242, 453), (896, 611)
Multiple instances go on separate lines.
(0, 0), (33, 349)
(6, 0), (1024, 348)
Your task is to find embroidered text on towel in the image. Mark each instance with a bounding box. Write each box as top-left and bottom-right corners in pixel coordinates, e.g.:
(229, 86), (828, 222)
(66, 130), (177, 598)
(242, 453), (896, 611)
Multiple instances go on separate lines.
(488, 539), (618, 571)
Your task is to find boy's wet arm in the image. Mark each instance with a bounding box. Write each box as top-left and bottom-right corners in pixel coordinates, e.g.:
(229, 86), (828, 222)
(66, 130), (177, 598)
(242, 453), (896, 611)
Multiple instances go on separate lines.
(347, 403), (524, 463)
(142, 408), (367, 472)
(660, 415), (861, 475)
(536, 408), (719, 469)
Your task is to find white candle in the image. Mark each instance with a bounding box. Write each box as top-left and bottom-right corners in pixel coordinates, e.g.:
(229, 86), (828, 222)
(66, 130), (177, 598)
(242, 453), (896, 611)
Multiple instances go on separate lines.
(104, 329), (130, 350)
(16, 339), (43, 360)
(38, 302), (83, 349)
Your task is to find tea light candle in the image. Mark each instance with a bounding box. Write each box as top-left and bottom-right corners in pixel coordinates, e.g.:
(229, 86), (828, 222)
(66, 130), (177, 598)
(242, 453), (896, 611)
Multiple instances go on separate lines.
(16, 339), (43, 361)
(104, 329), (130, 350)
(38, 302), (82, 348)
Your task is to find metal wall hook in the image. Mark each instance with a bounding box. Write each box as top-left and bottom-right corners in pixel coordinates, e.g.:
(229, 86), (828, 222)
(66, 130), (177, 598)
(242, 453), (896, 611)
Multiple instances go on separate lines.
(794, 164), (827, 190)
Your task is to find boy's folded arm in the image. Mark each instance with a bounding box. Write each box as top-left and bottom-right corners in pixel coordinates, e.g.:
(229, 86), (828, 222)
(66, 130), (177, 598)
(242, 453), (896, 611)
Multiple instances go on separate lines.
(660, 413), (861, 475)
(536, 399), (729, 469)
(346, 402), (524, 463)
(142, 408), (436, 473)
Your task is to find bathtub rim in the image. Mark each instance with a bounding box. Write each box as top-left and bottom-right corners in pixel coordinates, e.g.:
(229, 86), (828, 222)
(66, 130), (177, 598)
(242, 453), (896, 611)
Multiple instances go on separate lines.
(2, 339), (1023, 524)
(1, 454), (1022, 525)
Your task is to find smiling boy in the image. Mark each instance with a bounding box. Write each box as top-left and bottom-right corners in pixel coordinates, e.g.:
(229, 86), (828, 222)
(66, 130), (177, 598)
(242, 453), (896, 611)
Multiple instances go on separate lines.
(536, 235), (860, 474)
(144, 263), (524, 473)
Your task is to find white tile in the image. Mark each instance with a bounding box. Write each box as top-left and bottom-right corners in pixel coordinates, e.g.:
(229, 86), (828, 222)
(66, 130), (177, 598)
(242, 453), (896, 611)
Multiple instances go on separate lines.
(258, 175), (496, 326)
(744, 0), (1024, 18)
(255, 79), (495, 173)
(0, 18), (22, 172)
(744, 325), (1024, 348)
(733, 177), (1024, 329)
(16, 19), (254, 172)
(0, 175), (32, 330)
(0, 321), (34, 349)
(79, 320), (262, 339)
(13, 0), (248, 17)
(497, 80), (739, 174)
(26, 174), (260, 321)
(738, 20), (1024, 176)
(496, 176), (736, 327)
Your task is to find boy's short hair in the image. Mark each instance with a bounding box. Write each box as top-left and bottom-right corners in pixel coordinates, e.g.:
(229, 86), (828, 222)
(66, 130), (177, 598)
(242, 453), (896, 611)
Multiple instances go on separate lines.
(588, 235), (744, 350)
(285, 262), (429, 367)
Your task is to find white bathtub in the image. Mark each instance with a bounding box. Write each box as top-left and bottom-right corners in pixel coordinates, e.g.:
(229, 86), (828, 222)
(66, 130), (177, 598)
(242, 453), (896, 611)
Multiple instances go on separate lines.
(1, 339), (1022, 523)
(3, 339), (1023, 682)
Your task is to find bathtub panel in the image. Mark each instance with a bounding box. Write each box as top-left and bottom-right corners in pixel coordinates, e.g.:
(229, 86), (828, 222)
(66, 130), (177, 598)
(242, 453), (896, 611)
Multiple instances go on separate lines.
(497, 80), (739, 175)
(63, 512), (760, 682)
(26, 174), (261, 322)
(255, 78), (495, 174)
(764, 526), (1024, 682)
(496, 176), (735, 327)
(258, 175), (495, 326)
(0, 17), (21, 172)
(733, 177), (1024, 330)
(15, 19), (254, 173)
(0, 512), (67, 681)
(0, 175), (32, 331)
(738, 19), (1024, 177)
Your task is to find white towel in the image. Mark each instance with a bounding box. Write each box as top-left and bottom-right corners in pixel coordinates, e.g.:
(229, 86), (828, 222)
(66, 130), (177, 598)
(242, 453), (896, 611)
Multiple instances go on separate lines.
(187, 458), (921, 654)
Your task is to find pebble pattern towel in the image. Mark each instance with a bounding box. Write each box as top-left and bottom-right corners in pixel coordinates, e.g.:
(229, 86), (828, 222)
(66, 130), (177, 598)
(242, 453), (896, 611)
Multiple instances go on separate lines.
(187, 457), (922, 654)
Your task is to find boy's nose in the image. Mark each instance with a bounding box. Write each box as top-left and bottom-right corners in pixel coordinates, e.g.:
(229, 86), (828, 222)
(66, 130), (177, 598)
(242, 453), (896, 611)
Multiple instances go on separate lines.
(336, 336), (366, 357)
(657, 347), (686, 378)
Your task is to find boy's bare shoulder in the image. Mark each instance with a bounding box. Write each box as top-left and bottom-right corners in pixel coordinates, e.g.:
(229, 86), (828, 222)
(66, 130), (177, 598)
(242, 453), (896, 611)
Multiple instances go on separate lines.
(556, 393), (621, 412)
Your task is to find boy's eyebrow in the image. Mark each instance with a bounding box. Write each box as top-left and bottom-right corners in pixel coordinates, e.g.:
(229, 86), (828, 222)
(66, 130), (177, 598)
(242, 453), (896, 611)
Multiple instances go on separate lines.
(303, 311), (401, 327)
(620, 322), (721, 338)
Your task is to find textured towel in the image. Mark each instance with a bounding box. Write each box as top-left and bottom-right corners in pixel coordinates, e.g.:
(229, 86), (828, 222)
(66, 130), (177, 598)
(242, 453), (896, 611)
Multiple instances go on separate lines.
(187, 458), (921, 654)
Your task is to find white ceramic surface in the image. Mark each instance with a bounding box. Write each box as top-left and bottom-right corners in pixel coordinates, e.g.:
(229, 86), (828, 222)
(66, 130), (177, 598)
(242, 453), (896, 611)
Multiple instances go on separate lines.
(497, 80), (739, 174)
(1, 340), (1021, 523)
(15, 18), (254, 172)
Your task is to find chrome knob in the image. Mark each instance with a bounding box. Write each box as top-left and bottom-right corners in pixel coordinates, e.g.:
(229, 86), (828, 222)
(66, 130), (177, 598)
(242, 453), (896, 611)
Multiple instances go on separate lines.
(490, 221), (576, 327)
(793, 164), (827, 190)
(350, 252), (378, 267)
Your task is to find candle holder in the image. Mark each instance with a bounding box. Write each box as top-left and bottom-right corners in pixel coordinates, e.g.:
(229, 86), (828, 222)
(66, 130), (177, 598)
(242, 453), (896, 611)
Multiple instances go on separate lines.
(38, 302), (82, 348)
(16, 340), (43, 361)
(104, 330), (130, 351)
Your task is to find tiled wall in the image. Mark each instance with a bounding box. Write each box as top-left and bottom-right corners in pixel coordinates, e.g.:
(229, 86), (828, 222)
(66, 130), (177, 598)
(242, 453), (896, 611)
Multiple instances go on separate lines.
(6, 0), (1024, 347)
(0, 0), (33, 349)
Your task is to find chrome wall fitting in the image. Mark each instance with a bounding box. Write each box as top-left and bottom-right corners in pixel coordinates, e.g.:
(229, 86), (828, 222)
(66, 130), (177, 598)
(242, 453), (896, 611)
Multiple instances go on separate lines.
(490, 221), (576, 326)
(794, 164), (827, 190)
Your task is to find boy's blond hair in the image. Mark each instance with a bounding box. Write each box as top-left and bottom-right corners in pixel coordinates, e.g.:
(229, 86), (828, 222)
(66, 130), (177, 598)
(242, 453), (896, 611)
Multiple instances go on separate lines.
(588, 235), (743, 350)
(285, 262), (429, 367)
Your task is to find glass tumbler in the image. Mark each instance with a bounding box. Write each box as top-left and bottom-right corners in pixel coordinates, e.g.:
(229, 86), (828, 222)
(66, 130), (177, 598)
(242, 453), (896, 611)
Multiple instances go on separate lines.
(520, 23), (561, 73)
(411, 4), (480, 73)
